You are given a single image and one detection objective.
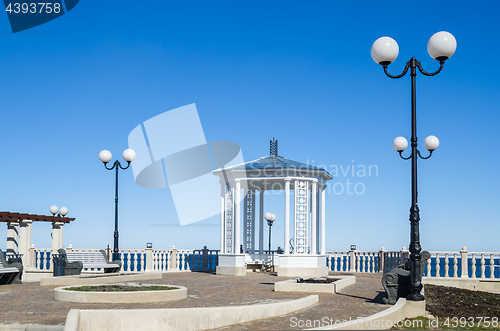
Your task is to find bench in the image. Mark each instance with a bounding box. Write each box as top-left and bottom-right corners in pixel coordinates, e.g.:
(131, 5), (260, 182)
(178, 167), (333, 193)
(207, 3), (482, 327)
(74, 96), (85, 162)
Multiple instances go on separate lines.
(58, 249), (122, 274)
(0, 252), (23, 285)
(382, 250), (430, 304)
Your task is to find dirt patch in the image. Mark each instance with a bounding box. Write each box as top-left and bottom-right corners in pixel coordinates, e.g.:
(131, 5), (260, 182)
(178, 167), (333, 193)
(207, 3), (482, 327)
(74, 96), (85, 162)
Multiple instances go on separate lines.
(297, 277), (340, 284)
(67, 284), (178, 292)
(425, 284), (500, 318)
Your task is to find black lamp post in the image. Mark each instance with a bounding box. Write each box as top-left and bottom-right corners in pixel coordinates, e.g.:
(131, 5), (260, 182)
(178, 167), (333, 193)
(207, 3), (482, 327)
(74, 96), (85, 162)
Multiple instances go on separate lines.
(264, 212), (276, 252)
(372, 31), (456, 301)
(99, 148), (136, 261)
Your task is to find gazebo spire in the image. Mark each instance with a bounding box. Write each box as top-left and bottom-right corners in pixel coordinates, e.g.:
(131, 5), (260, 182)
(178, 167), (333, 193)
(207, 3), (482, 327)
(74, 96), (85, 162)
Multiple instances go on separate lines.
(270, 136), (278, 156)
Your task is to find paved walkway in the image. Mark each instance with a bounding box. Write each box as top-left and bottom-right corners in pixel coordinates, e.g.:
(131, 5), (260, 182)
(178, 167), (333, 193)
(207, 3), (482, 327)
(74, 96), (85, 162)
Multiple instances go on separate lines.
(0, 272), (387, 330)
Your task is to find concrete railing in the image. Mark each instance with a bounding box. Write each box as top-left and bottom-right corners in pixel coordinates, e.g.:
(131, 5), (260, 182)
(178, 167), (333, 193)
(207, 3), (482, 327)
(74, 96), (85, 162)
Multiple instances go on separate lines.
(24, 246), (500, 279)
(425, 248), (499, 279)
(326, 250), (381, 273)
(29, 245), (194, 273)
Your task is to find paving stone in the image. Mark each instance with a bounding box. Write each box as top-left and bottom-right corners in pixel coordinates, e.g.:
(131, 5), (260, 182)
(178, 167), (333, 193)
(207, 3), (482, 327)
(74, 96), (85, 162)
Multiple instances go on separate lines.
(0, 272), (387, 330)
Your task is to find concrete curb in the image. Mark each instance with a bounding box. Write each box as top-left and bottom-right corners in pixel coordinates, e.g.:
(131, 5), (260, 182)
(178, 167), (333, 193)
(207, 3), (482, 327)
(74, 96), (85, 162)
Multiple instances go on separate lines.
(275, 276), (356, 293)
(310, 298), (425, 330)
(63, 294), (319, 331)
(54, 284), (187, 303)
(0, 324), (64, 330)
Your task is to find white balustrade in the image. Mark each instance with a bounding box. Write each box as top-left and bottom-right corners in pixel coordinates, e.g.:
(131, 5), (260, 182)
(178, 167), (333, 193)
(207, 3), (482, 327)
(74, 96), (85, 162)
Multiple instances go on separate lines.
(23, 246), (499, 279)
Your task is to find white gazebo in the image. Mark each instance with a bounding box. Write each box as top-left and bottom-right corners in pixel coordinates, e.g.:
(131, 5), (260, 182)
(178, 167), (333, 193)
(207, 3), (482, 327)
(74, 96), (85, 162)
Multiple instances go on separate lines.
(213, 140), (333, 277)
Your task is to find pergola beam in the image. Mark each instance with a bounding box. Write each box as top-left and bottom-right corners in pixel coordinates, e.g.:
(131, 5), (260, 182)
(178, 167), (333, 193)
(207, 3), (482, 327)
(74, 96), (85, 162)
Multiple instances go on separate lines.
(0, 212), (75, 223)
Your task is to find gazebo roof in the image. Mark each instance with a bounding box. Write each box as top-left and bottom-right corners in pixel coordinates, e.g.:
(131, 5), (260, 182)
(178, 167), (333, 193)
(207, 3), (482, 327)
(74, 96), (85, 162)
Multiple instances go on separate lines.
(213, 154), (333, 180)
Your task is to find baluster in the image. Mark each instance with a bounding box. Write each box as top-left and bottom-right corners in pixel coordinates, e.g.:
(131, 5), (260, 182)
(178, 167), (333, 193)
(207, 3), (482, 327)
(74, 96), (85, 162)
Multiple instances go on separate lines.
(490, 254), (494, 279)
(165, 251), (170, 271)
(140, 251), (145, 272)
(340, 253), (344, 271)
(444, 253), (449, 278)
(361, 253), (366, 273)
(435, 253), (440, 278)
(471, 254), (476, 278)
(333, 253), (338, 272)
(453, 253), (458, 278)
(426, 257), (431, 277)
(176, 251), (181, 271)
(186, 251), (190, 271)
(179, 251), (185, 271)
(327, 252), (331, 270)
(355, 253), (360, 272)
(126, 250), (132, 271)
(132, 250), (138, 271)
(120, 250), (126, 272)
(480, 254), (485, 279)
(370, 254), (374, 273)
(43, 250), (48, 270)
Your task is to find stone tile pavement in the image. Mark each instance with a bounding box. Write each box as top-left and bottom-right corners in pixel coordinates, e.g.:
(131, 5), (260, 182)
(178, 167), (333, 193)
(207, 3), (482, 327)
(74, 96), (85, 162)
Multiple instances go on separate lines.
(0, 271), (387, 330)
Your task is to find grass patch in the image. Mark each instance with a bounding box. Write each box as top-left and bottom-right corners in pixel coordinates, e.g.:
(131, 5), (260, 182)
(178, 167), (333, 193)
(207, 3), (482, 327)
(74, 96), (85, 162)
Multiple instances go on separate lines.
(67, 285), (178, 292)
(392, 284), (500, 330)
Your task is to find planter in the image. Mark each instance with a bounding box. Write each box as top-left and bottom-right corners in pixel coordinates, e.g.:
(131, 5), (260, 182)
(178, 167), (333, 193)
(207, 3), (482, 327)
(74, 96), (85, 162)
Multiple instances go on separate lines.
(274, 275), (355, 293)
(54, 283), (187, 303)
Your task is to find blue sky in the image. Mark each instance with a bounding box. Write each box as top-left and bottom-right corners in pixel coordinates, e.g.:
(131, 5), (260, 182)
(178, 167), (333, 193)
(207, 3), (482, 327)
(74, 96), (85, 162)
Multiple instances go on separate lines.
(0, 1), (499, 253)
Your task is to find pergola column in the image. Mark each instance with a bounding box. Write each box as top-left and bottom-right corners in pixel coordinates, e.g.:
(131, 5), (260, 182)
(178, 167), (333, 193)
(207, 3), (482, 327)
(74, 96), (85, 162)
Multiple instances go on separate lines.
(321, 185), (326, 254)
(6, 222), (19, 255)
(51, 222), (65, 254)
(234, 179), (241, 254)
(18, 219), (32, 270)
(259, 189), (264, 254)
(284, 178), (290, 255)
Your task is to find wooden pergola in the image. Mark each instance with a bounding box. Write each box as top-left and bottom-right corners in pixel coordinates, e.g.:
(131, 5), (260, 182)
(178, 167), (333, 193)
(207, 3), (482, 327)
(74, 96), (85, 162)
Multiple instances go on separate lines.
(3, 212), (76, 270)
(0, 211), (75, 223)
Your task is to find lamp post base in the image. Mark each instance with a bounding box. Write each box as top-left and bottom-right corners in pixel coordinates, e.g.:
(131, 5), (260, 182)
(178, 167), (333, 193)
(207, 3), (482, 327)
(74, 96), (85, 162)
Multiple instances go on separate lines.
(407, 292), (424, 301)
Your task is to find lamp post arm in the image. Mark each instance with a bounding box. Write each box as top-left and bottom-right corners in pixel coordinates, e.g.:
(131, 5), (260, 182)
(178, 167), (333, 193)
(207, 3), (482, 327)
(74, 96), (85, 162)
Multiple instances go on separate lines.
(416, 60), (445, 76)
(383, 61), (411, 79)
(103, 162), (117, 171)
(417, 150), (433, 159)
(118, 161), (131, 170)
(398, 151), (412, 160)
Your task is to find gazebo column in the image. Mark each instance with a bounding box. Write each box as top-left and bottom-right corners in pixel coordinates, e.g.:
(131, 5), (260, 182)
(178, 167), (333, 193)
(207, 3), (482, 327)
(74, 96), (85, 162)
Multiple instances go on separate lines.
(311, 180), (317, 255)
(316, 184), (320, 254)
(6, 222), (19, 255)
(284, 178), (290, 255)
(216, 180), (246, 276)
(321, 185), (326, 254)
(234, 179), (241, 253)
(220, 184), (225, 254)
(259, 189), (264, 254)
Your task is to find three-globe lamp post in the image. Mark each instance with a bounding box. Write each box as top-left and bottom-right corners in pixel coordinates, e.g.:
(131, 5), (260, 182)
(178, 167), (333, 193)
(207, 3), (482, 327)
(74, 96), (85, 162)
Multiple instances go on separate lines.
(264, 212), (276, 252)
(99, 149), (136, 261)
(371, 31), (456, 301)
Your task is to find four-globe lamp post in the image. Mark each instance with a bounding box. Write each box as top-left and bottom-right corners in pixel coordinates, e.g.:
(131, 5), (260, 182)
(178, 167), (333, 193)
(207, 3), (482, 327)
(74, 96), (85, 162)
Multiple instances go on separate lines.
(264, 212), (276, 252)
(371, 31), (456, 301)
(99, 149), (136, 261)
